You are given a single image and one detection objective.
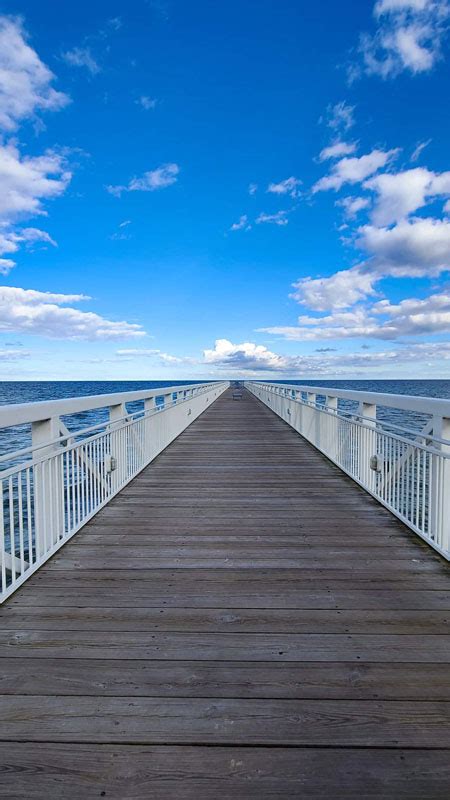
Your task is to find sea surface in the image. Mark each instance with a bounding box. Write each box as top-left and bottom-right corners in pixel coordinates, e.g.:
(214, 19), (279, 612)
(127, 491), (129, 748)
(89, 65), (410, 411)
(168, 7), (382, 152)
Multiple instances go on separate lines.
(0, 379), (449, 459)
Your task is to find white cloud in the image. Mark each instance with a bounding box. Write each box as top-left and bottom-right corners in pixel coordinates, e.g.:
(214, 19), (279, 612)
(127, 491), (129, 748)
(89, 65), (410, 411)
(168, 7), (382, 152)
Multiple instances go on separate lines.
(358, 0), (450, 79)
(0, 16), (69, 132)
(203, 338), (295, 372)
(364, 166), (450, 225)
(319, 141), (357, 161)
(0, 286), (146, 340)
(267, 176), (302, 198)
(325, 101), (355, 132)
(0, 347), (29, 360)
(375, 1), (431, 12)
(0, 141), (70, 271)
(248, 183), (258, 195)
(203, 336), (450, 375)
(256, 210), (290, 226)
(261, 291), (450, 342)
(313, 148), (399, 192)
(119, 220), (131, 228)
(0, 227), (57, 272)
(230, 214), (250, 231)
(62, 47), (100, 75)
(290, 267), (378, 310)
(107, 163), (179, 197)
(337, 195), (371, 218)
(117, 348), (192, 364)
(0, 141), (71, 221)
(136, 95), (157, 110)
(411, 138), (432, 161)
(358, 216), (450, 276)
(0, 258), (15, 274)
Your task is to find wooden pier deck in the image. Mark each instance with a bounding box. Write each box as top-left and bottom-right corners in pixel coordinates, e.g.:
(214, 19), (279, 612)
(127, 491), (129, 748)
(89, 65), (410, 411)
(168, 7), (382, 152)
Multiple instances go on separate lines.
(0, 387), (449, 798)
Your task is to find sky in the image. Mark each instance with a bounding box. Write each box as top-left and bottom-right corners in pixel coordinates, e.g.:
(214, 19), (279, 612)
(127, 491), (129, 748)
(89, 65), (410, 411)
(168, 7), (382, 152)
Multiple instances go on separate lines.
(0, 0), (450, 380)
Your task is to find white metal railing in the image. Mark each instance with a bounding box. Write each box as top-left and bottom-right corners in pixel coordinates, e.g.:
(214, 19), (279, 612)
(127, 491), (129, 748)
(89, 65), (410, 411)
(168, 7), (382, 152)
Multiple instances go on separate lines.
(245, 381), (450, 559)
(0, 381), (229, 601)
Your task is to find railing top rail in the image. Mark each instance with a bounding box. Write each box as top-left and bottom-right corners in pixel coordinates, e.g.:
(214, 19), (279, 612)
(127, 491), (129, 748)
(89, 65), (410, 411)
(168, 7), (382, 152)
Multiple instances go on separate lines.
(247, 381), (450, 417)
(0, 381), (226, 429)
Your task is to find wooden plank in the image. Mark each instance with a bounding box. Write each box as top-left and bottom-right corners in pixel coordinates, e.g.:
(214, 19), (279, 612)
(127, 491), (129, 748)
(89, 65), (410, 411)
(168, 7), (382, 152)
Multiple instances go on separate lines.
(3, 606), (448, 633)
(1, 743), (449, 800)
(1, 696), (450, 746)
(9, 586), (450, 609)
(1, 629), (449, 662)
(1, 659), (449, 700)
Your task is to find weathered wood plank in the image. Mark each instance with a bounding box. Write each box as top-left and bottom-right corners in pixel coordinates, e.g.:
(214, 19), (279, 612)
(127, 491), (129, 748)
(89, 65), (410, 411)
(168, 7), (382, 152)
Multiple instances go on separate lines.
(1, 659), (449, 700)
(1, 629), (449, 662)
(9, 586), (450, 609)
(2, 696), (450, 746)
(3, 606), (448, 633)
(1, 744), (449, 800)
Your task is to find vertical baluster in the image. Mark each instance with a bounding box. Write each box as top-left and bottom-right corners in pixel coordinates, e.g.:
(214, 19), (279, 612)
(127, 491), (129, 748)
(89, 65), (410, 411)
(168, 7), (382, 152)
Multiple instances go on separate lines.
(0, 480), (6, 593)
(26, 469), (33, 565)
(17, 472), (24, 574)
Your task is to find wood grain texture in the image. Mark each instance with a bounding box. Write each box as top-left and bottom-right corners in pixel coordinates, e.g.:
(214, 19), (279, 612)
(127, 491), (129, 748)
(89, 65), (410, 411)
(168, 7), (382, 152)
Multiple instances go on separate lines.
(1, 386), (449, 797)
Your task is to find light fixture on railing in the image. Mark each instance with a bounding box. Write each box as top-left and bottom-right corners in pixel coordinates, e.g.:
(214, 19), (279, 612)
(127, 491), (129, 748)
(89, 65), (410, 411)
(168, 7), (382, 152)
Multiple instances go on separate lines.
(105, 455), (117, 473)
(369, 454), (382, 473)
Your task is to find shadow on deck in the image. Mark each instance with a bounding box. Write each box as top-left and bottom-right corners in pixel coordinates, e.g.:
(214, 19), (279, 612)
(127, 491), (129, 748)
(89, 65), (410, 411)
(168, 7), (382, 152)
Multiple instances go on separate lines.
(0, 387), (449, 798)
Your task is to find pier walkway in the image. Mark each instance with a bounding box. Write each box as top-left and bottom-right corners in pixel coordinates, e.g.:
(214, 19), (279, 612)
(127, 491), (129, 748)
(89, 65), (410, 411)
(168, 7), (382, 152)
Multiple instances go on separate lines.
(0, 387), (449, 798)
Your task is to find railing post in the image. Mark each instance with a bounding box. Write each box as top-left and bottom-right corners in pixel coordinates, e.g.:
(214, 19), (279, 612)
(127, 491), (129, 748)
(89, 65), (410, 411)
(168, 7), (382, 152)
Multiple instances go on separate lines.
(358, 402), (376, 484)
(109, 403), (126, 485)
(32, 416), (63, 557)
(325, 396), (338, 461)
(431, 415), (450, 554)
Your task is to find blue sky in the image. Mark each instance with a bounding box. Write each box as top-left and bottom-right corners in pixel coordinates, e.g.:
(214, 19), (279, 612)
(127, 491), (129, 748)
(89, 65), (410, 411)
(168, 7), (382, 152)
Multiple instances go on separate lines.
(0, 0), (450, 379)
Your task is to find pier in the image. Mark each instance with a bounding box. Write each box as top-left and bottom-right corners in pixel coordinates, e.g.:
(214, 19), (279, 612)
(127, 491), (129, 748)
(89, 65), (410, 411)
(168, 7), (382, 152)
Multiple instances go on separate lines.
(0, 384), (449, 797)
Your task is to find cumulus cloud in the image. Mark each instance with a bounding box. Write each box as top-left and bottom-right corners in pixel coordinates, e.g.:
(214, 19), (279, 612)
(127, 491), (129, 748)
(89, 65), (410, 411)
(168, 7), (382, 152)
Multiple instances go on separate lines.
(61, 47), (100, 75)
(290, 267), (379, 310)
(107, 163), (179, 197)
(0, 140), (71, 222)
(0, 286), (146, 340)
(319, 141), (357, 161)
(0, 16), (69, 132)
(261, 291), (450, 342)
(202, 336), (450, 375)
(256, 210), (290, 226)
(0, 141), (71, 271)
(203, 338), (297, 372)
(313, 148), (399, 192)
(364, 166), (450, 225)
(355, 0), (450, 80)
(0, 227), (57, 272)
(267, 176), (302, 198)
(358, 216), (450, 276)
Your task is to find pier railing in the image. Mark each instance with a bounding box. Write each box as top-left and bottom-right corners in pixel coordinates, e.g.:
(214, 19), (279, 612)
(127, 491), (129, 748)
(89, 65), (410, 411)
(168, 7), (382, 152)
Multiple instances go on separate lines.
(245, 381), (450, 559)
(0, 381), (229, 601)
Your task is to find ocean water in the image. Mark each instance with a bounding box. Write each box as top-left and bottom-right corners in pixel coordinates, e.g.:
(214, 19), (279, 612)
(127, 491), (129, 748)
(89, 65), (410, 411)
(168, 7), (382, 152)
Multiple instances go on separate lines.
(0, 379), (449, 459)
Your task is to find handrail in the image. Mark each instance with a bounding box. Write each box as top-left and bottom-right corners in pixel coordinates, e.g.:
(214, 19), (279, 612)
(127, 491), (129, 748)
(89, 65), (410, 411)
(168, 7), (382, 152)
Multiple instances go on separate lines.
(0, 382), (219, 467)
(0, 381), (219, 428)
(245, 380), (450, 560)
(253, 381), (450, 417)
(0, 380), (229, 602)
